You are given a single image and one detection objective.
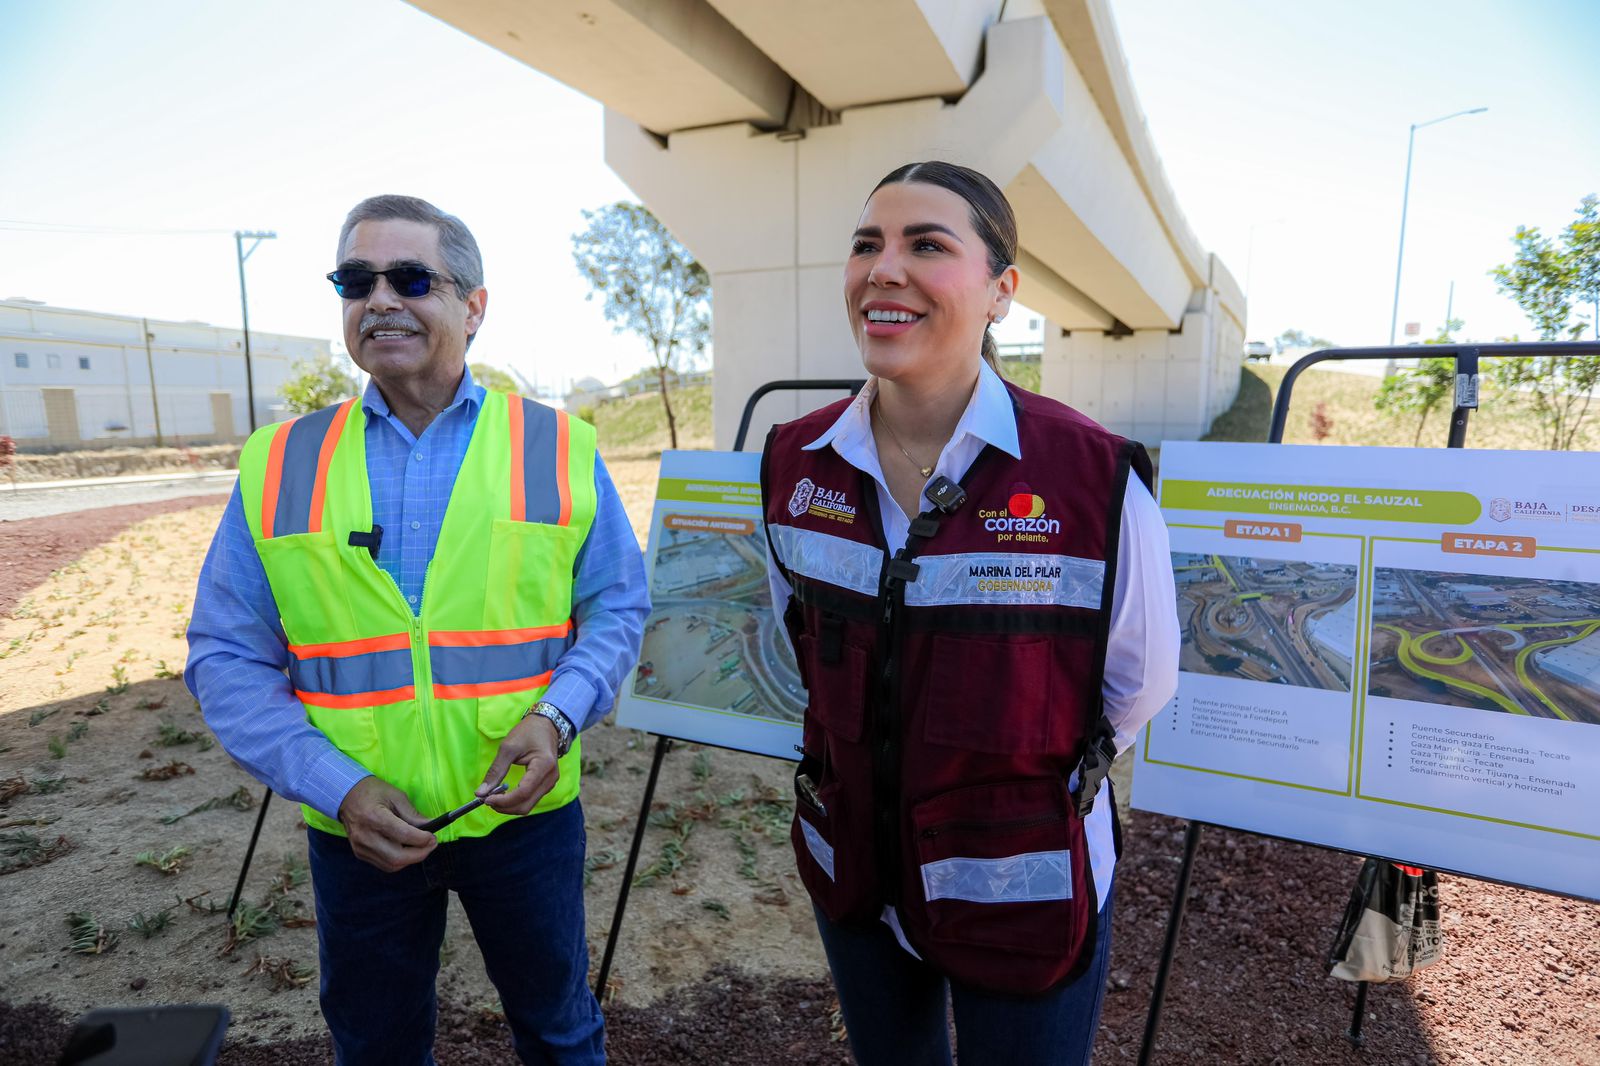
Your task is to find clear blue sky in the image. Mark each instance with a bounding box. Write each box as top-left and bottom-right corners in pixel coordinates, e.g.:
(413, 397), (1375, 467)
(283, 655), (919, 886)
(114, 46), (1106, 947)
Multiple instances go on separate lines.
(2, 0), (1597, 394)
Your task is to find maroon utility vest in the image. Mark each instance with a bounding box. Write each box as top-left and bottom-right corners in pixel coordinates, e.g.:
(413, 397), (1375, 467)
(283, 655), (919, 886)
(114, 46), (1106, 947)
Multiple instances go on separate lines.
(761, 381), (1151, 995)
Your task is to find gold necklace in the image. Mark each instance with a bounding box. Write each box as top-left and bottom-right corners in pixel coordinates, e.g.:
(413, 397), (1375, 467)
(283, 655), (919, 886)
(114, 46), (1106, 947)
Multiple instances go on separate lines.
(874, 402), (934, 479)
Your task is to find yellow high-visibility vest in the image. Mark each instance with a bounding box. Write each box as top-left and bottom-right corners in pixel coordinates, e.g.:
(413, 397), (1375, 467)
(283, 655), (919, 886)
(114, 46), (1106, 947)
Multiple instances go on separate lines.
(237, 391), (596, 841)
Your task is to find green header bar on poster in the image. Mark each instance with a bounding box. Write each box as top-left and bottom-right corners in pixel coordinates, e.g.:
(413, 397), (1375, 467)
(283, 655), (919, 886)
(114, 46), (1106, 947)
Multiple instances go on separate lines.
(1160, 480), (1482, 523)
(657, 477), (762, 505)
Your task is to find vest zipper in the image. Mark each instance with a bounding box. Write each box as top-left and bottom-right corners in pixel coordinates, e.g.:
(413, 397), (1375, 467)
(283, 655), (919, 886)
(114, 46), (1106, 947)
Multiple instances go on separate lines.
(413, 558), (447, 824)
(371, 559), (446, 823)
(408, 612), (445, 823)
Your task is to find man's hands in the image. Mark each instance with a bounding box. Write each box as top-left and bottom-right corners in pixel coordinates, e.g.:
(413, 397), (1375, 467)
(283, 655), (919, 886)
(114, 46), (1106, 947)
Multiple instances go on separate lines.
(338, 776), (437, 872)
(476, 714), (561, 816)
(337, 716), (563, 870)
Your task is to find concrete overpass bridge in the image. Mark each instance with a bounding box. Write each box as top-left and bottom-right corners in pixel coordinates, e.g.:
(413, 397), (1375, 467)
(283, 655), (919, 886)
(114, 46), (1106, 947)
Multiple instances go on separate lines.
(411, 0), (1246, 447)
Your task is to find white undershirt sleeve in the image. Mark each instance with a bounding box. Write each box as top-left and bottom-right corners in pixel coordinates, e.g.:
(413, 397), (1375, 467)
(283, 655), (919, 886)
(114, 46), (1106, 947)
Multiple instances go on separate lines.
(1102, 474), (1180, 753)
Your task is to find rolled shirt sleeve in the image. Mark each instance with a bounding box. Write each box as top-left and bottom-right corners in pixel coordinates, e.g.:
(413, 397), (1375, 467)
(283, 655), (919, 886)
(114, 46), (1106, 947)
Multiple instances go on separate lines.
(541, 454), (651, 732)
(184, 487), (372, 822)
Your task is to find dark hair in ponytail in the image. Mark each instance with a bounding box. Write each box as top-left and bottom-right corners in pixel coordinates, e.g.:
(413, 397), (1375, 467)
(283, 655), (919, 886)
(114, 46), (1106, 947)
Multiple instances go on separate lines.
(871, 161), (1017, 372)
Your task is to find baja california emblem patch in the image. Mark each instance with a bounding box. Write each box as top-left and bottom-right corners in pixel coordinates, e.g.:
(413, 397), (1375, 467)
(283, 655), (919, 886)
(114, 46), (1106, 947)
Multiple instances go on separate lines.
(789, 478), (816, 517)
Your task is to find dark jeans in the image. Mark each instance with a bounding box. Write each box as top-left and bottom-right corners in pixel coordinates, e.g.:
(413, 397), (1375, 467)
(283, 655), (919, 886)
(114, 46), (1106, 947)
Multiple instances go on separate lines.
(814, 887), (1114, 1066)
(305, 800), (603, 1066)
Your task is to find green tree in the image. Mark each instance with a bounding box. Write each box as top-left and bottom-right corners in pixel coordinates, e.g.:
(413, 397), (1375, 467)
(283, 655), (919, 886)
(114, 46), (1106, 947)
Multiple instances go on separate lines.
(280, 355), (359, 415)
(469, 362), (519, 394)
(572, 202), (710, 449)
(1566, 194), (1600, 341)
(1489, 199), (1600, 450)
(1375, 318), (1462, 445)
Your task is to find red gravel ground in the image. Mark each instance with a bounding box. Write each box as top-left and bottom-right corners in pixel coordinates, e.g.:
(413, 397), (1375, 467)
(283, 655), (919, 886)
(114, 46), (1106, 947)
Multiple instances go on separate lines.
(4, 500), (1597, 1064)
(0, 495), (228, 616)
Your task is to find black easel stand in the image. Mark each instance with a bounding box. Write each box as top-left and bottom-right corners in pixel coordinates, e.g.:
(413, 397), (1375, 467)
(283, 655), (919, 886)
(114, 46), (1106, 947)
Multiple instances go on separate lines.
(591, 378), (864, 997)
(228, 788), (273, 918)
(1136, 341), (1600, 1064)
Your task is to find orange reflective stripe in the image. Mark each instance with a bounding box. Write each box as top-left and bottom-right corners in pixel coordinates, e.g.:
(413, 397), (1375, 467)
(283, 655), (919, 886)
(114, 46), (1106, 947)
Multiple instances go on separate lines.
(555, 409), (572, 526)
(433, 670), (554, 701)
(308, 398), (355, 535)
(508, 393), (526, 522)
(427, 622), (573, 648)
(294, 685), (416, 709)
(288, 632), (411, 659)
(260, 419), (294, 538)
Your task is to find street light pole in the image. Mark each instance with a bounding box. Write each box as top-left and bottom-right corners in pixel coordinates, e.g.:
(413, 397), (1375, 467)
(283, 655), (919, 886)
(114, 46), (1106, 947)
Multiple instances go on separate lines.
(234, 229), (277, 433)
(1385, 108), (1487, 371)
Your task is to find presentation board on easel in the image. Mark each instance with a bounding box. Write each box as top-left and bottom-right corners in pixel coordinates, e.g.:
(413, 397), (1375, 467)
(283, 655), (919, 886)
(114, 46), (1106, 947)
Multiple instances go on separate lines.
(613, 449), (804, 761)
(1132, 440), (1600, 900)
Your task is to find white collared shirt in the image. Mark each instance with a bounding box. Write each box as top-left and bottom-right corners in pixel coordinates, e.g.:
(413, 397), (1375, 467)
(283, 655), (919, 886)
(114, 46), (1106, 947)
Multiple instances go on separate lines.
(766, 361), (1180, 927)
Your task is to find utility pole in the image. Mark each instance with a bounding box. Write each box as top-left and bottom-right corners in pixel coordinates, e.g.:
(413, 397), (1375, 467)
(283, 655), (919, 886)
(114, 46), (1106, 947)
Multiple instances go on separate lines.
(234, 230), (277, 432)
(1384, 107), (1487, 373)
(141, 317), (163, 446)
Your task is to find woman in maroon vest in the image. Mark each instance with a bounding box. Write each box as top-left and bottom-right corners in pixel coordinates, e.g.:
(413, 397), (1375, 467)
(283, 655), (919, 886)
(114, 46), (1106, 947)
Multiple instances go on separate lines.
(760, 161), (1180, 1066)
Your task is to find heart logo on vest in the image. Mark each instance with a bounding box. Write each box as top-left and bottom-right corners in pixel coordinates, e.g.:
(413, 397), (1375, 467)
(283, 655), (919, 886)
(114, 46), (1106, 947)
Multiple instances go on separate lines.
(981, 482), (1062, 542)
(789, 478), (816, 517)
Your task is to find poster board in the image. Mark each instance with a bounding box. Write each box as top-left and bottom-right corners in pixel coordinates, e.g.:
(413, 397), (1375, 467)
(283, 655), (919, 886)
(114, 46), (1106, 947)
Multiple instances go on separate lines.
(1133, 441), (1600, 900)
(613, 450), (804, 760)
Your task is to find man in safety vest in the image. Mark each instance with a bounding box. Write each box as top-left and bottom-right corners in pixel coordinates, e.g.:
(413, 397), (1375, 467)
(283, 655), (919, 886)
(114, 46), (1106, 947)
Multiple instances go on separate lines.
(185, 194), (649, 1065)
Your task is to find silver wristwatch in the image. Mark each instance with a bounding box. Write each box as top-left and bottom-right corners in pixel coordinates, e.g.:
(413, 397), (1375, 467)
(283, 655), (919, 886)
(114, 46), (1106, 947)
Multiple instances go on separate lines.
(528, 701), (575, 757)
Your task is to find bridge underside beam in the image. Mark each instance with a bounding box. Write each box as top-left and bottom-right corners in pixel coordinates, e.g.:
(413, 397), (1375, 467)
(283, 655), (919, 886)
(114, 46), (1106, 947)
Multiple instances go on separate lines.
(409, 0), (795, 133)
(704, 0), (1000, 112)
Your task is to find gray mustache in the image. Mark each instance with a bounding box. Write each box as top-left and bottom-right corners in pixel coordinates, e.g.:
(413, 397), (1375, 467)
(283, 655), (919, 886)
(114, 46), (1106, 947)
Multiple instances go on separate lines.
(360, 313), (422, 335)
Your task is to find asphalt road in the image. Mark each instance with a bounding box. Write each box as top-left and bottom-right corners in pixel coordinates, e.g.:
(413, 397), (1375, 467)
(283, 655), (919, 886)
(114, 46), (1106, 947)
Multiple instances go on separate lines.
(0, 471), (237, 521)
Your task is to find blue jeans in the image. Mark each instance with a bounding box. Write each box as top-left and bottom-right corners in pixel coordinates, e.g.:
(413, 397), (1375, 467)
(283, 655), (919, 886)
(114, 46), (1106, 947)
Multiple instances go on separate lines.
(814, 886), (1114, 1066)
(305, 800), (603, 1066)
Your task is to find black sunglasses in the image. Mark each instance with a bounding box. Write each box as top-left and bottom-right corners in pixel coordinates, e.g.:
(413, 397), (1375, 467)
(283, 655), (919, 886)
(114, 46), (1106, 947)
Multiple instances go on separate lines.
(326, 265), (455, 300)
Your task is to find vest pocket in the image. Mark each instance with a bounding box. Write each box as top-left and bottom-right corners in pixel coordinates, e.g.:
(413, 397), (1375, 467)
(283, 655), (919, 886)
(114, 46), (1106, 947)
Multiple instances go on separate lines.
(790, 755), (875, 922)
(484, 519), (586, 630)
(305, 706), (381, 768)
(254, 531), (360, 635)
(475, 694), (527, 741)
(920, 634), (1053, 754)
(796, 632), (868, 744)
(909, 777), (1089, 987)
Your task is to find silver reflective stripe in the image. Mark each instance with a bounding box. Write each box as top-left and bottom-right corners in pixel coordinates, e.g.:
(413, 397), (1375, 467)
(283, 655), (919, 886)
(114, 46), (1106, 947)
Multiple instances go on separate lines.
(921, 850), (1072, 903)
(904, 552), (1104, 609)
(769, 524), (884, 598)
(800, 819), (836, 881)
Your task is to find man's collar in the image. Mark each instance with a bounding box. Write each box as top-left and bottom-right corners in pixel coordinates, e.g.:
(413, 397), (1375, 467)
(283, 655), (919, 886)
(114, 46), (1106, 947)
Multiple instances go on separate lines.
(361, 363), (484, 419)
(801, 361), (1022, 460)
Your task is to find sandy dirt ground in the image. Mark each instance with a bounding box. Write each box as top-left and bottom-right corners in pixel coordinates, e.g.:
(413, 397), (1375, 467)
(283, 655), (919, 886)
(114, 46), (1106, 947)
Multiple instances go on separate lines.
(2, 460), (1599, 1064)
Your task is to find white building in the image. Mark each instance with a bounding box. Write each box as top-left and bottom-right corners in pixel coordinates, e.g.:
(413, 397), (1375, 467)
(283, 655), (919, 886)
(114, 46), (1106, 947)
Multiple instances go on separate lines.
(1540, 632), (1600, 690)
(1307, 595), (1358, 673)
(0, 298), (332, 449)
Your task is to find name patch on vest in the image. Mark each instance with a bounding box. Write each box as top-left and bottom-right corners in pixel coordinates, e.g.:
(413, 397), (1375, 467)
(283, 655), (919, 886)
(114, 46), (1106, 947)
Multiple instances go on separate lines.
(905, 552), (1104, 609)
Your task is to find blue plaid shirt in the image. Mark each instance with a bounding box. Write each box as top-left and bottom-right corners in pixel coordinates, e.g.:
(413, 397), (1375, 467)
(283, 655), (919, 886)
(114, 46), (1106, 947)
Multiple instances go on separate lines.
(185, 368), (649, 821)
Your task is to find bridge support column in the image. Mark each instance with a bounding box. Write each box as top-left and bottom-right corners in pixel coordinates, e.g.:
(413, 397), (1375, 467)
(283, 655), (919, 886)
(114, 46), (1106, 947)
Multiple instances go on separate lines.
(605, 17), (1069, 448)
(1041, 257), (1244, 452)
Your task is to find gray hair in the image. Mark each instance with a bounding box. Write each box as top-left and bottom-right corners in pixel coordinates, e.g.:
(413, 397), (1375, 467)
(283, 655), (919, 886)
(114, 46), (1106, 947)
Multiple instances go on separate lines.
(336, 194), (483, 299)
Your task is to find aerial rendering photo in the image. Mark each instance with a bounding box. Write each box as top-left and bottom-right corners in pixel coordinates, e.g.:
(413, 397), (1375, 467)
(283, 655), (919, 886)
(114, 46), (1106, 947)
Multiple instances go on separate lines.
(634, 518), (804, 723)
(1173, 551), (1359, 691)
(1368, 568), (1600, 723)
